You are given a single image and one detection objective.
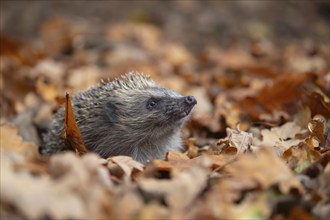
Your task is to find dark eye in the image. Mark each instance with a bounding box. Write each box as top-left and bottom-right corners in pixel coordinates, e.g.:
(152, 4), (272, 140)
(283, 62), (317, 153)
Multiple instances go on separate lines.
(147, 99), (158, 110)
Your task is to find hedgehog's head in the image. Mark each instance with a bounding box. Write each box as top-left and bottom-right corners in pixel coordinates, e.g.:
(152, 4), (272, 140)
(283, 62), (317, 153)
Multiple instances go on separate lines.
(103, 73), (196, 140)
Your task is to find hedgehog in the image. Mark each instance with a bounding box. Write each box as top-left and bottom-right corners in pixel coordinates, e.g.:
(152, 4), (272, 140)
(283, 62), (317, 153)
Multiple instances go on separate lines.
(39, 72), (197, 163)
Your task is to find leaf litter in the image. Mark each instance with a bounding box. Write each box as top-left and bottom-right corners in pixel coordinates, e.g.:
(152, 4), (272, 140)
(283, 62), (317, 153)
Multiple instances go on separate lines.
(1, 5), (330, 219)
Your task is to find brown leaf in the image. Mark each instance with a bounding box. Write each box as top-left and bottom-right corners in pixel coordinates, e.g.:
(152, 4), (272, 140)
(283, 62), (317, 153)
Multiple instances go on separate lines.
(239, 73), (316, 120)
(308, 115), (326, 143)
(224, 148), (304, 194)
(107, 156), (144, 181)
(302, 92), (330, 119)
(253, 121), (307, 155)
(138, 161), (209, 211)
(282, 143), (321, 172)
(216, 126), (253, 154)
(63, 93), (88, 155)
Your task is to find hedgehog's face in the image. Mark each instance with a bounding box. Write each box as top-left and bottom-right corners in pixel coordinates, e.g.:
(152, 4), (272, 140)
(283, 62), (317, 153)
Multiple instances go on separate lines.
(103, 87), (196, 138)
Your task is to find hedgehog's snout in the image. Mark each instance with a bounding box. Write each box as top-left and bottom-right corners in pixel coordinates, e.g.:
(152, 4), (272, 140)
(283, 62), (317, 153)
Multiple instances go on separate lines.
(181, 96), (196, 117)
(184, 96), (197, 106)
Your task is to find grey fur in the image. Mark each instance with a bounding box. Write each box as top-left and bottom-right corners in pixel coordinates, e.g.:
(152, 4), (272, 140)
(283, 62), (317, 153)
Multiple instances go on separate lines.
(40, 72), (196, 163)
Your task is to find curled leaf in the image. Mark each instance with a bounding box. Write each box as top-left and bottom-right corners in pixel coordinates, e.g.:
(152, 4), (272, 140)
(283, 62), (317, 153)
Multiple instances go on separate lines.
(62, 93), (88, 155)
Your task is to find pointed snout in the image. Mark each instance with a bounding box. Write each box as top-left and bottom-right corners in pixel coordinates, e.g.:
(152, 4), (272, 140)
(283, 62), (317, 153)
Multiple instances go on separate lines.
(184, 96), (197, 105)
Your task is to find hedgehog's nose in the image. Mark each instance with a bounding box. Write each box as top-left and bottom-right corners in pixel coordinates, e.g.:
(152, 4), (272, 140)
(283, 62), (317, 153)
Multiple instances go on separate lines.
(184, 96), (197, 105)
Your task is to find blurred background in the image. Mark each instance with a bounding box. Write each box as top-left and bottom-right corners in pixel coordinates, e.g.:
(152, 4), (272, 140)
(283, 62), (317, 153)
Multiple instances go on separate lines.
(1, 1), (329, 48)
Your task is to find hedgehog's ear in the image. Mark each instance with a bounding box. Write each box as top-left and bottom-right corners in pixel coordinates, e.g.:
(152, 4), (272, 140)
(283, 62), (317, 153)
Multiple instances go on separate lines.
(104, 101), (117, 123)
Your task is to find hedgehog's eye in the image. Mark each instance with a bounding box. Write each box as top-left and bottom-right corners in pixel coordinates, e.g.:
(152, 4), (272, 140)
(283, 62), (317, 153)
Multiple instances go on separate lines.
(146, 99), (158, 110)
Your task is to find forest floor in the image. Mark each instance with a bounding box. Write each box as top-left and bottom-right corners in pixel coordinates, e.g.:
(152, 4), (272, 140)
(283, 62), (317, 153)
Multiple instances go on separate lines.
(1, 1), (329, 219)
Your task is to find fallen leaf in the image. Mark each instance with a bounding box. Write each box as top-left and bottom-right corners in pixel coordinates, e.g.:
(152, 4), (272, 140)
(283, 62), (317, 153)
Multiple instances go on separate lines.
(307, 114), (326, 143)
(223, 148), (304, 194)
(253, 122), (307, 154)
(62, 93), (88, 155)
(107, 156), (144, 181)
(282, 143), (321, 172)
(216, 126), (253, 154)
(138, 160), (209, 211)
(239, 73), (316, 120)
(302, 91), (330, 119)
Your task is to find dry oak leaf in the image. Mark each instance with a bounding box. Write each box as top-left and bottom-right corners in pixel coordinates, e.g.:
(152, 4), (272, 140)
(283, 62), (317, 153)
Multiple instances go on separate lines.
(138, 160), (209, 211)
(107, 156), (144, 181)
(224, 148), (304, 194)
(253, 121), (307, 155)
(307, 114), (326, 143)
(62, 93), (88, 155)
(216, 126), (253, 154)
(0, 123), (39, 159)
(282, 143), (321, 173)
